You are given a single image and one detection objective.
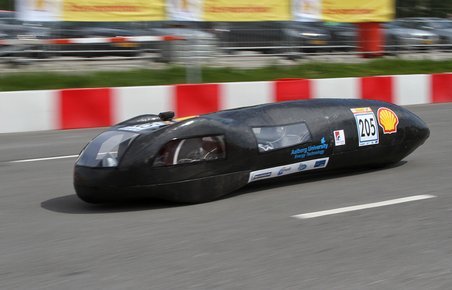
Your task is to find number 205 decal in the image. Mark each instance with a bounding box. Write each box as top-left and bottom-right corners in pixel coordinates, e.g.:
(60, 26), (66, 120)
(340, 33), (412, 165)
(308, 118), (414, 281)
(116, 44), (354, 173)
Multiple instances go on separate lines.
(350, 107), (379, 147)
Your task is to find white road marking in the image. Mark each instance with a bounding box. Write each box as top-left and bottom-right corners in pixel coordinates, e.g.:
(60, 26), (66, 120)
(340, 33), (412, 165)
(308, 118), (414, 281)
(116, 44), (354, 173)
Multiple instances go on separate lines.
(292, 195), (436, 219)
(8, 155), (79, 163)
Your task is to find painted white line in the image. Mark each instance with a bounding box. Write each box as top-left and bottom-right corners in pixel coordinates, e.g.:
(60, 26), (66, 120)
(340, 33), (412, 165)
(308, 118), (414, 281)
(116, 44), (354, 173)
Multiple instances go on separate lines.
(292, 195), (436, 219)
(8, 155), (79, 164)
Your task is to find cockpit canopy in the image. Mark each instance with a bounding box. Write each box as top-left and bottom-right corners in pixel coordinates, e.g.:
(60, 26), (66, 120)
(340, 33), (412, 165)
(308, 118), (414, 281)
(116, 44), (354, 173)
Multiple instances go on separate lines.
(76, 130), (139, 168)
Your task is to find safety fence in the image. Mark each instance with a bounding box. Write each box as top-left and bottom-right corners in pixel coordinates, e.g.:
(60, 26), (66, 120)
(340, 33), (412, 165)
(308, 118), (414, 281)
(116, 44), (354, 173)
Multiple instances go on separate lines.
(0, 73), (451, 134)
(1, 21), (452, 66)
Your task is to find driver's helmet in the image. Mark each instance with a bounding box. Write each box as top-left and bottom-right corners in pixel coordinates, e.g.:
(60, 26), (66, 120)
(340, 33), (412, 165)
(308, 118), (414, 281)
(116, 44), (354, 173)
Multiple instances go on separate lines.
(258, 126), (285, 142)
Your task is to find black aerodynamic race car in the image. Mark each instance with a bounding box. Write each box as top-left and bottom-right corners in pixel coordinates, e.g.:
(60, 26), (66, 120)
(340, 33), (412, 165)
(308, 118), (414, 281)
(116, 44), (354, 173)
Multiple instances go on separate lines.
(74, 99), (429, 204)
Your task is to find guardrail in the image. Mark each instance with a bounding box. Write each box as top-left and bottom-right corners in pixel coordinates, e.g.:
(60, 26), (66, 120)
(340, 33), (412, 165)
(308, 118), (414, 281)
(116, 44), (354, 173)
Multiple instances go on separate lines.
(1, 32), (451, 64)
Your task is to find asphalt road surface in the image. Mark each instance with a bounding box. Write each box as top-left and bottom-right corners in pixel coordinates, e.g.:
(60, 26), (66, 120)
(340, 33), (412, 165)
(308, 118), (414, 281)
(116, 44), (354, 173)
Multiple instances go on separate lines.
(0, 104), (451, 290)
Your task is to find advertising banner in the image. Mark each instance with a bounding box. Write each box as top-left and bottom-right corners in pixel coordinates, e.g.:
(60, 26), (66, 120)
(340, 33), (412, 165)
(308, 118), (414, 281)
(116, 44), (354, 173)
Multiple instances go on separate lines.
(167, 0), (202, 21)
(16, 0), (62, 22)
(62, 0), (166, 21)
(203, 0), (290, 21)
(16, 0), (394, 23)
(293, 0), (321, 22)
(322, 0), (394, 23)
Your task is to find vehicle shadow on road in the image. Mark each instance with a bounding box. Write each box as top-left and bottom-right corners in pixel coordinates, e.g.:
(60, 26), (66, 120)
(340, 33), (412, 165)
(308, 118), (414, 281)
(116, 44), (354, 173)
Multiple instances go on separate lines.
(41, 194), (185, 214)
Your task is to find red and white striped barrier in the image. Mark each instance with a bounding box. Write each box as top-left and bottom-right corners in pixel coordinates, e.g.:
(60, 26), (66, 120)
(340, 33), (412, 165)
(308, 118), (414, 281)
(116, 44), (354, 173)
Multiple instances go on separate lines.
(1, 73), (451, 133)
(0, 35), (184, 46)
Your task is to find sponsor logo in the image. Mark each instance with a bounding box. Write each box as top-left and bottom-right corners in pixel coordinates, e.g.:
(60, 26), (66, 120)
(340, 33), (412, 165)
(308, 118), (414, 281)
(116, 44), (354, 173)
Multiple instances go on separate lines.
(248, 157), (330, 183)
(252, 172), (272, 180)
(298, 163), (307, 171)
(314, 160), (327, 168)
(278, 166), (292, 176)
(333, 130), (346, 146)
(119, 122), (166, 132)
(377, 107), (399, 134)
(350, 107), (373, 114)
(291, 137), (329, 159)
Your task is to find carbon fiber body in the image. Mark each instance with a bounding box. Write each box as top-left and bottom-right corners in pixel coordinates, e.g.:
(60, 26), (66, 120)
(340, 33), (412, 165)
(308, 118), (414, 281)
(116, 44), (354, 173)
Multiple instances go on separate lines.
(74, 99), (429, 203)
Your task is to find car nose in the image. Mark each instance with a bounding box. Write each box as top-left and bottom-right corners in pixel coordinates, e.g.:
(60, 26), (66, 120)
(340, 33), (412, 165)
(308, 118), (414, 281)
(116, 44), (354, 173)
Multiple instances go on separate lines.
(404, 110), (430, 147)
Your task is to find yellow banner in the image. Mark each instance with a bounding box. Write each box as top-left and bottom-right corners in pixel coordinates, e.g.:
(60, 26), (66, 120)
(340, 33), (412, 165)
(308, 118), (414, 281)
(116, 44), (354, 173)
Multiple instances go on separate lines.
(62, 0), (166, 21)
(203, 0), (290, 21)
(322, 0), (394, 23)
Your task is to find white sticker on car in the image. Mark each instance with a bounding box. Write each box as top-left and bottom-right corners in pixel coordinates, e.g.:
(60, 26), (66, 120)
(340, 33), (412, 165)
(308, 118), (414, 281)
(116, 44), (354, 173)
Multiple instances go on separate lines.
(118, 122), (166, 132)
(248, 157), (329, 183)
(333, 130), (346, 146)
(351, 107), (379, 147)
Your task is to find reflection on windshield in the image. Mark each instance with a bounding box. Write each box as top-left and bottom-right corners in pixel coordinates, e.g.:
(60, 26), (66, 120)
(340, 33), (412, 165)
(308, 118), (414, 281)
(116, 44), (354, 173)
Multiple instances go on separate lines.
(77, 131), (138, 168)
(253, 123), (312, 152)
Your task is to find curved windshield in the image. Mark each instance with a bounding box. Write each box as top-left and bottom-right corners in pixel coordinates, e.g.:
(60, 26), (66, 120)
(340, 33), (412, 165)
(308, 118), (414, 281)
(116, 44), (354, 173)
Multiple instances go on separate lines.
(76, 131), (138, 167)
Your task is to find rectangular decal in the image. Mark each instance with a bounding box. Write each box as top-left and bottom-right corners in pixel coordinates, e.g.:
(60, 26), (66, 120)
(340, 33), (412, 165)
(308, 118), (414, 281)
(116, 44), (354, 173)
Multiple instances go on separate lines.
(118, 122), (166, 132)
(351, 107), (379, 147)
(248, 157), (329, 183)
(333, 129), (346, 146)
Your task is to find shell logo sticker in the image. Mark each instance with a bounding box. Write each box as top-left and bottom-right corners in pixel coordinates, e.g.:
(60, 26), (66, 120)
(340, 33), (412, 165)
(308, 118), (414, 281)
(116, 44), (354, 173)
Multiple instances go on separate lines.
(377, 107), (399, 134)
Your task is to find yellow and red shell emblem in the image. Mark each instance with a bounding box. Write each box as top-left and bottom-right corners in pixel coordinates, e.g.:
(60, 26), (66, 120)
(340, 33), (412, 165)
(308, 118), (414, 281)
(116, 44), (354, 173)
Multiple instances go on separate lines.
(377, 107), (399, 134)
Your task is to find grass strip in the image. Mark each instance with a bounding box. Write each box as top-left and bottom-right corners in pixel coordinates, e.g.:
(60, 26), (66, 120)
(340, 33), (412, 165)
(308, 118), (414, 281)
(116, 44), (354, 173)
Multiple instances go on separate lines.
(0, 58), (451, 91)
